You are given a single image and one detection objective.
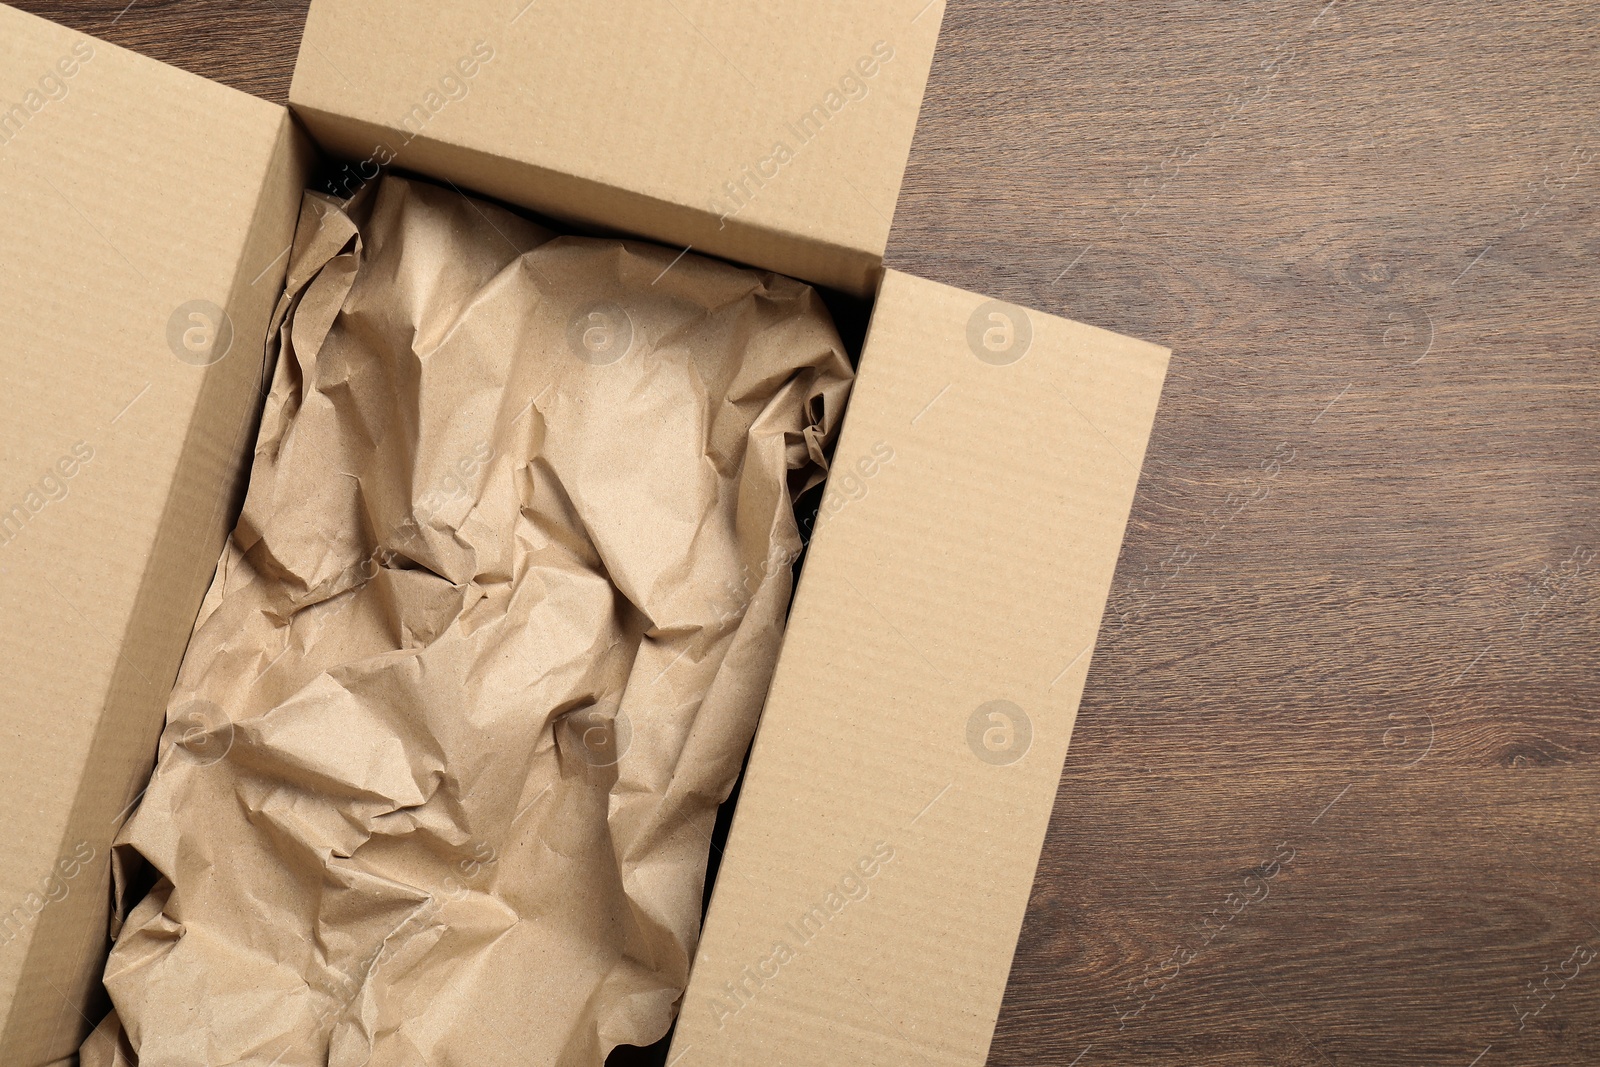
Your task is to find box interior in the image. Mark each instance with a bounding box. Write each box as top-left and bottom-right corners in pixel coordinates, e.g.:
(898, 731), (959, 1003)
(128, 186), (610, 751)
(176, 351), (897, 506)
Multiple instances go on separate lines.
(284, 146), (880, 1067)
(119, 150), (877, 1066)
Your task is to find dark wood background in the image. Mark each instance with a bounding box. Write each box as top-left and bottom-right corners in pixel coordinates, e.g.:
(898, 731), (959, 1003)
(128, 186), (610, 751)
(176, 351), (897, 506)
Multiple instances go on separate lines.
(17, 1), (1597, 1064)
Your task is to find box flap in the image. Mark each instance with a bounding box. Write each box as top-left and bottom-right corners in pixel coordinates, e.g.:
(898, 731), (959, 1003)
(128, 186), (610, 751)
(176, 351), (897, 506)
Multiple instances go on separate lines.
(289, 0), (944, 296)
(0, 6), (310, 1061)
(669, 271), (1171, 1065)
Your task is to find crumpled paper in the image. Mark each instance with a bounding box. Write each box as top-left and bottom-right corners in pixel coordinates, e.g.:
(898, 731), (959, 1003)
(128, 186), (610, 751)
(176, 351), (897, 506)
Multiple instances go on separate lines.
(82, 175), (852, 1067)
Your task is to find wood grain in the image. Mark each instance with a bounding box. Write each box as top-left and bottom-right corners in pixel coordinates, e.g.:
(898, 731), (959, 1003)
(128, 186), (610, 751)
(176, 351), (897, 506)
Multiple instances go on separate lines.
(13, 1), (1598, 1064)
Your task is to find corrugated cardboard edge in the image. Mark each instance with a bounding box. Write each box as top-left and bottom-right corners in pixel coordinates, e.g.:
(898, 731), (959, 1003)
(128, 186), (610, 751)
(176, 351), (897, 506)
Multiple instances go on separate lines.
(289, 103), (885, 298)
(0, 114), (313, 1067)
(669, 270), (1171, 1065)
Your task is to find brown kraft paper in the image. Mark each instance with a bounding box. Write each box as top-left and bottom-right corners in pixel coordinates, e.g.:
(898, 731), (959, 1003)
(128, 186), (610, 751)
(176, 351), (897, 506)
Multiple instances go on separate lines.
(82, 175), (853, 1067)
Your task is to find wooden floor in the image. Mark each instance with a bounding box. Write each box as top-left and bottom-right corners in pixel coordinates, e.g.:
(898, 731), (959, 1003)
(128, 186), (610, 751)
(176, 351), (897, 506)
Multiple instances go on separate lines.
(18, 2), (1598, 1064)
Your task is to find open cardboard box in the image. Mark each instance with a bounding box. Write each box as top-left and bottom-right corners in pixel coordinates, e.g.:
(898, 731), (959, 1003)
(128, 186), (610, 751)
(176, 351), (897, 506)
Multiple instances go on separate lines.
(0, 2), (1170, 1063)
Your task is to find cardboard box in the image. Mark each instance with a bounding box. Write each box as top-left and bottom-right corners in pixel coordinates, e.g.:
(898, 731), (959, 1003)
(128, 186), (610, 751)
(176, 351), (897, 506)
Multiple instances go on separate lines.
(0, 2), (1169, 1064)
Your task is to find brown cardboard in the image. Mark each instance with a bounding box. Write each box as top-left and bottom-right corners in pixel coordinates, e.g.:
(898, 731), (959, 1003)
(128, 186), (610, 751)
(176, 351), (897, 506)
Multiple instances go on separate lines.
(289, 0), (944, 296)
(0, 6), (308, 1063)
(669, 271), (1170, 1065)
(0, 1), (1175, 1062)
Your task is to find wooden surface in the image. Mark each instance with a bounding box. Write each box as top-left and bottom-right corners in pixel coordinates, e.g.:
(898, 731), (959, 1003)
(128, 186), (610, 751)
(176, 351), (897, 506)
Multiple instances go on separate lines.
(15, 2), (1598, 1065)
